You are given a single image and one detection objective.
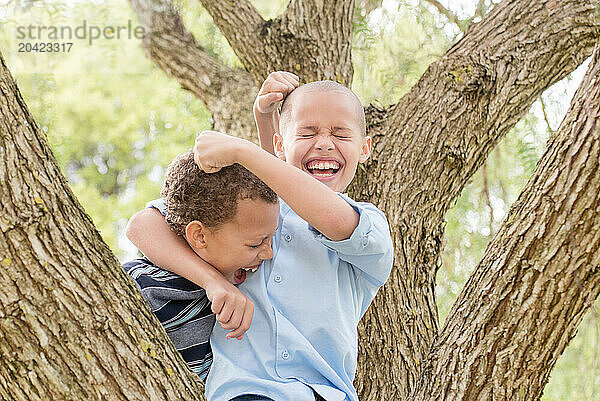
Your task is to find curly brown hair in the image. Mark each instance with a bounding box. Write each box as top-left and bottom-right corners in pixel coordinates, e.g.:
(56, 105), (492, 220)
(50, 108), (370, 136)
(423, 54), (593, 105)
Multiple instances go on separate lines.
(161, 150), (278, 236)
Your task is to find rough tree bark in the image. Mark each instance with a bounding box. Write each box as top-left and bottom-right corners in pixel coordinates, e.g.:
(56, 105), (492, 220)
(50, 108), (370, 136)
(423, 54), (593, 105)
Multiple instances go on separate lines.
(1, 0), (599, 400)
(411, 46), (600, 401)
(0, 52), (207, 400)
(126, 0), (600, 399)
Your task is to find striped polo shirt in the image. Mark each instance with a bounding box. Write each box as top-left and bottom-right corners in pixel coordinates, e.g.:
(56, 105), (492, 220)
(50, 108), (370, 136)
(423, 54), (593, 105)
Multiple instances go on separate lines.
(123, 257), (215, 381)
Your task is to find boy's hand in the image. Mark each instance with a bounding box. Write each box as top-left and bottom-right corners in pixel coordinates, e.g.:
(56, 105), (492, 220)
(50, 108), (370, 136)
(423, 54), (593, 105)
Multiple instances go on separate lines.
(254, 71), (299, 115)
(204, 276), (254, 340)
(194, 130), (247, 173)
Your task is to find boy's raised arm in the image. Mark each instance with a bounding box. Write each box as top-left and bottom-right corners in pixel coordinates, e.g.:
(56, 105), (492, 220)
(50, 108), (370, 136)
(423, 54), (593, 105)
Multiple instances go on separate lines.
(194, 132), (360, 242)
(126, 208), (253, 340)
(253, 71), (299, 155)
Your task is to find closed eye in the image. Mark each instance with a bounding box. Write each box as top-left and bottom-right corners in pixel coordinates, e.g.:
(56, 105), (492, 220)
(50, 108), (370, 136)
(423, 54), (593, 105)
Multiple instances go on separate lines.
(248, 237), (268, 248)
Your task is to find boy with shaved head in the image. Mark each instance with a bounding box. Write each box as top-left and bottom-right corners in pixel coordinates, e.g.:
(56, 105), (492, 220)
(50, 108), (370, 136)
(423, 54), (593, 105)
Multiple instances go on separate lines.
(128, 72), (393, 401)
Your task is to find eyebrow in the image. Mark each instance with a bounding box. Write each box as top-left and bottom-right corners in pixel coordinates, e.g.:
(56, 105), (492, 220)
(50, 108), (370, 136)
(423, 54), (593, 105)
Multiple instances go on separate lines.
(250, 227), (277, 243)
(252, 235), (269, 242)
(331, 126), (352, 132)
(298, 126), (352, 132)
(298, 125), (319, 132)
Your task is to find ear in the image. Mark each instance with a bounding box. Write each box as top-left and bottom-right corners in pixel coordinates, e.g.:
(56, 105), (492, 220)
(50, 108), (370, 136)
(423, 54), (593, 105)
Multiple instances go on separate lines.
(185, 221), (209, 248)
(358, 136), (372, 163)
(273, 132), (286, 161)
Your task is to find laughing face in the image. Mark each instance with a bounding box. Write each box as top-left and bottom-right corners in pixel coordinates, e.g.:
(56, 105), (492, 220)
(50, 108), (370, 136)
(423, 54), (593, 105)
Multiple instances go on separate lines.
(185, 198), (279, 284)
(275, 90), (371, 192)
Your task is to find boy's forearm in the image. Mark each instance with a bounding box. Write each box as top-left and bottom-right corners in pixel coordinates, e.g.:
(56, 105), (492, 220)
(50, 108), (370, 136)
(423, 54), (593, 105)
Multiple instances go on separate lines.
(238, 144), (359, 241)
(255, 109), (278, 155)
(126, 209), (223, 289)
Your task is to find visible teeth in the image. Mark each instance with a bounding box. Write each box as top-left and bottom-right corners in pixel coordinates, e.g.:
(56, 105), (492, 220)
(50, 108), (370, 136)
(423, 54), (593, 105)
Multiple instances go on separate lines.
(251, 267), (257, 272)
(243, 267), (258, 272)
(307, 160), (340, 170)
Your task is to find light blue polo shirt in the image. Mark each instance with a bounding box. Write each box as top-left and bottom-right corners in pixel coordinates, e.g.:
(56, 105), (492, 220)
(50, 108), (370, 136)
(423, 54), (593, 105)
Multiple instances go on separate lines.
(206, 194), (394, 401)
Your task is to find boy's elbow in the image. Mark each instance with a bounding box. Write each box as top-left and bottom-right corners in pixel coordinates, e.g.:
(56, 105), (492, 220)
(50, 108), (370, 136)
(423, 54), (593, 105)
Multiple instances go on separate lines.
(125, 213), (140, 243)
(125, 209), (153, 244)
(327, 210), (360, 241)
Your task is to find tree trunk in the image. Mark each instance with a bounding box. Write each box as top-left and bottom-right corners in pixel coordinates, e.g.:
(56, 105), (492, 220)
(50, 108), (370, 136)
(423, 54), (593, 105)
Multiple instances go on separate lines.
(411, 44), (600, 401)
(0, 52), (206, 401)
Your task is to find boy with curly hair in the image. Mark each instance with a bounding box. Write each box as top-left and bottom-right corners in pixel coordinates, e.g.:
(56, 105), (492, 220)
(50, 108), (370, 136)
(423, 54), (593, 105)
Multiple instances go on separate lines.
(123, 151), (279, 381)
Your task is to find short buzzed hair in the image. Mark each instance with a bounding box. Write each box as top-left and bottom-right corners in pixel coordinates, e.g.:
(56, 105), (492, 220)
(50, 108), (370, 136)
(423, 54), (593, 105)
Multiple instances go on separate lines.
(161, 151), (278, 235)
(279, 80), (366, 137)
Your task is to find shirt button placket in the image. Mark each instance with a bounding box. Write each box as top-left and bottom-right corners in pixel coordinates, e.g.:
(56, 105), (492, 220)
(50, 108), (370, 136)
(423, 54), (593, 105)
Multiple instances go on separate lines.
(281, 350), (290, 360)
(274, 274), (282, 283)
(284, 233), (292, 242)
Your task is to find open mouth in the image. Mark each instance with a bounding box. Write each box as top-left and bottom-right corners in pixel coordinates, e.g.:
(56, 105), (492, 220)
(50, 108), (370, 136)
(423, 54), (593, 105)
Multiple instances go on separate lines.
(305, 159), (342, 179)
(233, 265), (259, 284)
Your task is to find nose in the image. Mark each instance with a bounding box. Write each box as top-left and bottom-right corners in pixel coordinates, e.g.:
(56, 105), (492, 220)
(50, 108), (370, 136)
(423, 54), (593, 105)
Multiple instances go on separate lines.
(314, 134), (334, 151)
(258, 239), (273, 260)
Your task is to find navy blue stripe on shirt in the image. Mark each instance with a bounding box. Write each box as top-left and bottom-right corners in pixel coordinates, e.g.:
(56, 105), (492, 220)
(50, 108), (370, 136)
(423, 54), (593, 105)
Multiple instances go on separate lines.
(123, 257), (215, 381)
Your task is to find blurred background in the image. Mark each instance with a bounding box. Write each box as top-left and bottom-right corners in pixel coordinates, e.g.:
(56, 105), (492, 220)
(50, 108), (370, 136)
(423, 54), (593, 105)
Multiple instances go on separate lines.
(1, 0), (597, 399)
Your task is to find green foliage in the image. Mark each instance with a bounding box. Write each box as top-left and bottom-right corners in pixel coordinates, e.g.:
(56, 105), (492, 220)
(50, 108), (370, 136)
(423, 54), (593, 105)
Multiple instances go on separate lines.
(544, 307), (600, 401)
(1, 0), (212, 254)
(174, 0), (287, 69)
(175, 0), (241, 68)
(1, 1), (598, 399)
(352, 1), (451, 105)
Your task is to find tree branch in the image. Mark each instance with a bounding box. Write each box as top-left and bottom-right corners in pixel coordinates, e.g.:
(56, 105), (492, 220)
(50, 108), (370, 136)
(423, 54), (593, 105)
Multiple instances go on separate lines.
(411, 46), (600, 401)
(275, 0), (355, 85)
(129, 0), (235, 102)
(128, 0), (356, 134)
(285, 0), (351, 18)
(128, 0), (258, 140)
(197, 0), (266, 78)
(364, 0), (599, 226)
(200, 0), (357, 86)
(540, 95), (555, 135)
